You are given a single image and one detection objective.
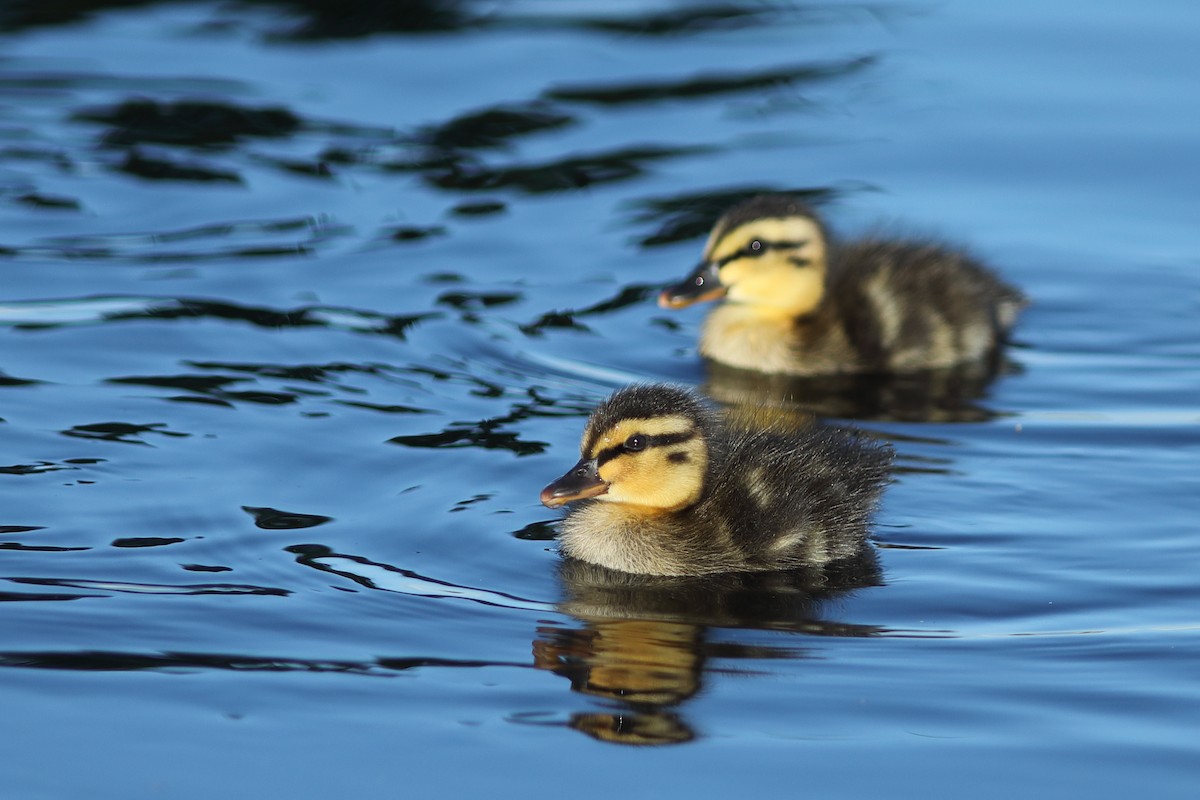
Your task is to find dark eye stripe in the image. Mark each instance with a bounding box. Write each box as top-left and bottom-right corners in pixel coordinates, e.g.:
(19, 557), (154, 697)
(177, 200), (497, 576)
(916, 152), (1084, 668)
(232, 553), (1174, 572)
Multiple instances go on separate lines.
(646, 430), (696, 448)
(595, 429), (696, 466)
(715, 238), (810, 268)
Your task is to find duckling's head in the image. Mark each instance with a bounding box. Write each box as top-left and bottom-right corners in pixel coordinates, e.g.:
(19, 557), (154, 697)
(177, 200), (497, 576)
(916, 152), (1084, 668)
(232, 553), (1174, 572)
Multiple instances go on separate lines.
(540, 385), (713, 513)
(659, 194), (829, 316)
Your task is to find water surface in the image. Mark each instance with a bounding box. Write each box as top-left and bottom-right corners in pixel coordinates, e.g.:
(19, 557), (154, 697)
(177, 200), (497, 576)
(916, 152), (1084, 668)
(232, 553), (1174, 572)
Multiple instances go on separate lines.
(2, 1), (1198, 797)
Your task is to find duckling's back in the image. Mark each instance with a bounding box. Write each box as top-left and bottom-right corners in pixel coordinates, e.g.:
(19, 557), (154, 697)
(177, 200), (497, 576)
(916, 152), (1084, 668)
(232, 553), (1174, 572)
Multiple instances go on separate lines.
(825, 239), (1026, 372)
(696, 421), (893, 572)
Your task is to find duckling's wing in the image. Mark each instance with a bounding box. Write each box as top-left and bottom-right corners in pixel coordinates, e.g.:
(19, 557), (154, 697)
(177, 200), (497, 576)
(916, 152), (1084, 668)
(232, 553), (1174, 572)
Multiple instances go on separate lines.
(703, 425), (892, 566)
(829, 240), (1021, 368)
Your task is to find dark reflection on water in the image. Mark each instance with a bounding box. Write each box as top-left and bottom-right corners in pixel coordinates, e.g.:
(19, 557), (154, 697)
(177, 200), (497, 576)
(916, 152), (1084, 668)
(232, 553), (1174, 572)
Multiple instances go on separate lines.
(111, 536), (186, 548)
(0, 528), (92, 554)
(243, 506), (333, 530)
(521, 284), (661, 337)
(76, 98), (300, 147)
(27, 59), (724, 203)
(15, 216), (349, 262)
(449, 199), (506, 217)
(515, 3), (782, 37)
(2, 296), (437, 338)
(1, 0), (1196, 795)
(0, 372), (41, 387)
(10, 192), (80, 210)
(286, 543), (553, 611)
(110, 363), (376, 408)
(386, 223), (446, 242)
(425, 143), (709, 194)
(2, 460), (95, 475)
(117, 149), (243, 183)
(535, 555), (883, 746)
(0, 648), (528, 674)
(105, 357), (444, 417)
(2, 0), (890, 41)
(0, 0), (479, 36)
(0, 590), (94, 602)
(390, 425), (548, 456)
(273, 532), (889, 747)
(512, 520), (558, 541)
(554, 555), (883, 632)
(415, 102), (575, 150)
(60, 421), (190, 445)
(544, 56), (877, 106)
(627, 185), (850, 247)
(8, 576), (290, 596)
(437, 290), (522, 310)
(69, 92), (364, 185)
(1, 543), (92, 553)
(0, 649), (388, 673)
(1, 2), (156, 31)
(389, 386), (594, 456)
(704, 358), (1022, 423)
(245, 0), (482, 39)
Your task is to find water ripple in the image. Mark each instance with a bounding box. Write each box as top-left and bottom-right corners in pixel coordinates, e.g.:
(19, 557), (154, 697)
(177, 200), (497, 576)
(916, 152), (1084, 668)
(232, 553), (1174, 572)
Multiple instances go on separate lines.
(0, 67), (246, 96)
(0, 296), (437, 337)
(386, 387), (590, 456)
(242, 506), (333, 530)
(287, 544), (555, 612)
(625, 184), (854, 247)
(424, 143), (709, 194)
(0, 543), (91, 554)
(520, 284), (660, 337)
(7, 576), (290, 597)
(544, 56), (877, 106)
(8, 215), (350, 262)
(60, 421), (190, 446)
(74, 98), (301, 147)
(0, 648), (528, 675)
(414, 101), (575, 150)
(1, 459), (103, 475)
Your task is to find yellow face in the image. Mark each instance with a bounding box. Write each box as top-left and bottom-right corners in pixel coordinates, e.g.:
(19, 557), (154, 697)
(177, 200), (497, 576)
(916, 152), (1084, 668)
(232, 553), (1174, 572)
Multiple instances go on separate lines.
(705, 216), (828, 316)
(583, 413), (707, 512)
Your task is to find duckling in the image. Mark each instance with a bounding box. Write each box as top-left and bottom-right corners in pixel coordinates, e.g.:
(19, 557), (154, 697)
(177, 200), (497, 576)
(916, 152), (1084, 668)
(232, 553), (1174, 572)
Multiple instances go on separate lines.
(539, 384), (892, 577)
(659, 194), (1026, 375)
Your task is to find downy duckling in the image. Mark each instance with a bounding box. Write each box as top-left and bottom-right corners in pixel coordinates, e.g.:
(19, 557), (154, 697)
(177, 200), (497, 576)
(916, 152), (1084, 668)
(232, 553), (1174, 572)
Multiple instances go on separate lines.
(659, 194), (1026, 375)
(539, 384), (892, 576)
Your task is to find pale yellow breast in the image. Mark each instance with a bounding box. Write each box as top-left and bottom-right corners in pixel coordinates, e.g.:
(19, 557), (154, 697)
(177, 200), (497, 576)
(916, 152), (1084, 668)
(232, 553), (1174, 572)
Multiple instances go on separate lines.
(559, 504), (687, 576)
(699, 305), (799, 374)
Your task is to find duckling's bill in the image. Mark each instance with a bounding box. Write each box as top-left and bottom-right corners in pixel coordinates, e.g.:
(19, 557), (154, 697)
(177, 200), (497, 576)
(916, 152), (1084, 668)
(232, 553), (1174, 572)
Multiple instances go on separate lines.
(658, 261), (725, 309)
(541, 457), (608, 508)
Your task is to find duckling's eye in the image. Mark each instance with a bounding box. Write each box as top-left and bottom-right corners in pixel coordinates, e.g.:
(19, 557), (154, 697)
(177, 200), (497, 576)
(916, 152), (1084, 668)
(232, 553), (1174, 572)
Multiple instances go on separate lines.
(750, 239), (762, 252)
(623, 435), (646, 452)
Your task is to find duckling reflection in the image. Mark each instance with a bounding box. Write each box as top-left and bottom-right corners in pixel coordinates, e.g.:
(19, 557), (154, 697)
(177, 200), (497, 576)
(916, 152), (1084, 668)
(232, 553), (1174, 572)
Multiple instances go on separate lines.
(701, 357), (1019, 423)
(533, 553), (883, 746)
(533, 614), (702, 746)
(660, 194), (1026, 377)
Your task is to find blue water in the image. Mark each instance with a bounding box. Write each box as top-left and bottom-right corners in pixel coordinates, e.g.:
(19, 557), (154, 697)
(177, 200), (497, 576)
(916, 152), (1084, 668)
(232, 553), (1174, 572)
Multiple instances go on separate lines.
(2, 1), (1198, 797)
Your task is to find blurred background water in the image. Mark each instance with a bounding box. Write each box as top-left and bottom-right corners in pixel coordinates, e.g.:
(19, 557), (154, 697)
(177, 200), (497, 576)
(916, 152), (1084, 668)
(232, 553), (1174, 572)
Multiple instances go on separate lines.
(1, 1), (1198, 797)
